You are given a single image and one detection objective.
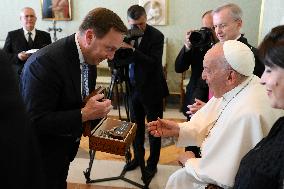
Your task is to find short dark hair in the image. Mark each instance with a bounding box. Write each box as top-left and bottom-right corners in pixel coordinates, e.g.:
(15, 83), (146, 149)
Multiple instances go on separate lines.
(127, 5), (146, 20)
(258, 25), (284, 69)
(79, 7), (127, 38)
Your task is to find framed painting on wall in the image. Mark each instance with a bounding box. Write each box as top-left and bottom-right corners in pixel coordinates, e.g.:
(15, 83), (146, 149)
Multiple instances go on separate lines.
(139, 0), (167, 25)
(41, 0), (72, 20)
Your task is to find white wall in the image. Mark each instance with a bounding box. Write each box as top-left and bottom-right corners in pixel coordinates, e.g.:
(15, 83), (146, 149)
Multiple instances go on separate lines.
(258, 0), (284, 44)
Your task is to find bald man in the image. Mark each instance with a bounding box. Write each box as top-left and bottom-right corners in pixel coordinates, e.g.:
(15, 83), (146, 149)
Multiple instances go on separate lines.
(148, 41), (283, 188)
(3, 7), (51, 79)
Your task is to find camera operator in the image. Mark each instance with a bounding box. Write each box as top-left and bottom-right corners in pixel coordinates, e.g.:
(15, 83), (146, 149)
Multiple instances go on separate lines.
(175, 10), (216, 157)
(175, 10), (215, 120)
(121, 4), (169, 187)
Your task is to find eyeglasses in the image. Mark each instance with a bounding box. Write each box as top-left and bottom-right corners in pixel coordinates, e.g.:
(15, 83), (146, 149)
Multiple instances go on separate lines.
(213, 19), (241, 30)
(23, 15), (35, 19)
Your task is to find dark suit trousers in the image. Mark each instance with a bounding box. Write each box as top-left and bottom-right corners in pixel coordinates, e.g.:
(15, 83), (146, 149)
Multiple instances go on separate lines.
(39, 135), (80, 189)
(130, 89), (163, 171)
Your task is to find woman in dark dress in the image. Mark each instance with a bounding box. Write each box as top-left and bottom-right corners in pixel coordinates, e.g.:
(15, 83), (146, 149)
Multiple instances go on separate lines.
(233, 25), (284, 189)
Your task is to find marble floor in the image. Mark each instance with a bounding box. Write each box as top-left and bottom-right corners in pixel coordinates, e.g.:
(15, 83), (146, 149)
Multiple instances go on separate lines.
(67, 107), (187, 189)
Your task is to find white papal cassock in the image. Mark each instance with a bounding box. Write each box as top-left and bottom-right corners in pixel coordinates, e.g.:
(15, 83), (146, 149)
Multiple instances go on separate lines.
(165, 75), (284, 189)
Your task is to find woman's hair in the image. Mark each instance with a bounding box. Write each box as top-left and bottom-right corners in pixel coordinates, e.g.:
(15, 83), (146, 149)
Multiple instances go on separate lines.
(258, 25), (284, 69)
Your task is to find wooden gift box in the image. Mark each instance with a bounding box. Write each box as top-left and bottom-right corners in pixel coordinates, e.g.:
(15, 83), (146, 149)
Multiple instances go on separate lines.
(87, 118), (136, 156)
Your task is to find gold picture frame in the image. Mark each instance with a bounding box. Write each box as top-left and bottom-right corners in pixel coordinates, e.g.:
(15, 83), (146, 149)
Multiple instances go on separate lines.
(41, 0), (72, 21)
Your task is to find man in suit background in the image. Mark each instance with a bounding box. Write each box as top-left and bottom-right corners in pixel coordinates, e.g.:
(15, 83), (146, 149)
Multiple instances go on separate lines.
(3, 7), (51, 79)
(20, 8), (127, 189)
(121, 5), (169, 187)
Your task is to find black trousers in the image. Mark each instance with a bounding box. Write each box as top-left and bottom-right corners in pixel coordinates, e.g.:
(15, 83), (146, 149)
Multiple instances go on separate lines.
(39, 135), (80, 189)
(129, 89), (163, 172)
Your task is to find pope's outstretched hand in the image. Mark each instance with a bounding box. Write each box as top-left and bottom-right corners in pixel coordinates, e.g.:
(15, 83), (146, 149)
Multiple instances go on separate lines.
(147, 118), (180, 138)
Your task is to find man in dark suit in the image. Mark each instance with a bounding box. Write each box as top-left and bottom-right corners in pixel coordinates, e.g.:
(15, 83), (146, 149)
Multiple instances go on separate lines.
(121, 5), (169, 186)
(20, 8), (127, 189)
(0, 50), (46, 189)
(3, 7), (51, 79)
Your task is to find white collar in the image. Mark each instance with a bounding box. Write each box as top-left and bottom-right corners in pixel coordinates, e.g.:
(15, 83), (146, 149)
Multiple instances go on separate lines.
(23, 27), (36, 36)
(222, 75), (254, 103)
(235, 34), (242, 41)
(75, 32), (85, 64)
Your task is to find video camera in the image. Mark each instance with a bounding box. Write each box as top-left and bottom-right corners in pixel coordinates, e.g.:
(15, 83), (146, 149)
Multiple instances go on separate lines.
(189, 27), (215, 49)
(108, 26), (144, 69)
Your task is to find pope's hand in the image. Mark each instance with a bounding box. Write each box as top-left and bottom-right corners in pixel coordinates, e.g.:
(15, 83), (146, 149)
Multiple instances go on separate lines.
(147, 118), (180, 138)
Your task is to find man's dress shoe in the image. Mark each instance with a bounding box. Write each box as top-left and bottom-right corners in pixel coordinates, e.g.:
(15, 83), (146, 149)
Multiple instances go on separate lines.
(142, 166), (158, 186)
(123, 159), (139, 171)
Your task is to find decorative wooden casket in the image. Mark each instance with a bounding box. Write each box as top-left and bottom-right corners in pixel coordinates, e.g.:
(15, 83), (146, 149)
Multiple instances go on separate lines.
(86, 118), (136, 156)
(82, 86), (136, 156)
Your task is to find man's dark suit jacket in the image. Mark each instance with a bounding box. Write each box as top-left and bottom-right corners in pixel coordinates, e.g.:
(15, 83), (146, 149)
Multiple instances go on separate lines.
(3, 28), (52, 75)
(20, 34), (97, 186)
(175, 41), (211, 116)
(0, 50), (46, 189)
(132, 24), (169, 105)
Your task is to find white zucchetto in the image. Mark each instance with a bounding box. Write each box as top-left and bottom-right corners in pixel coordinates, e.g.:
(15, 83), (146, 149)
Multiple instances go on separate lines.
(223, 40), (255, 76)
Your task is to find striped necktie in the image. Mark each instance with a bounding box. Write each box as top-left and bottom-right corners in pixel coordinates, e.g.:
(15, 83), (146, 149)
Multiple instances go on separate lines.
(28, 32), (33, 49)
(82, 62), (89, 98)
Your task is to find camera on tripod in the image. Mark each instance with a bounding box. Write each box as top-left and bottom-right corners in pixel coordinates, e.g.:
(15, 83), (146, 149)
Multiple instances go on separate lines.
(108, 25), (144, 69)
(189, 27), (215, 49)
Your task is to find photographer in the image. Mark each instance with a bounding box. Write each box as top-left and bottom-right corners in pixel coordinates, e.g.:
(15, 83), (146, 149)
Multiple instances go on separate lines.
(121, 5), (169, 187)
(175, 10), (215, 120)
(175, 10), (216, 157)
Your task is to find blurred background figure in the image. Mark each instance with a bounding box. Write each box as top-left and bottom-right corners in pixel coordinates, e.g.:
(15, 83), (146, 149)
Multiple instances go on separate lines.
(0, 50), (45, 189)
(3, 7), (51, 81)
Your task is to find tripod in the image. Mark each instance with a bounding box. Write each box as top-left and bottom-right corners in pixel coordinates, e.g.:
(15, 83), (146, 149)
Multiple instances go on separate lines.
(83, 66), (146, 189)
(107, 68), (131, 121)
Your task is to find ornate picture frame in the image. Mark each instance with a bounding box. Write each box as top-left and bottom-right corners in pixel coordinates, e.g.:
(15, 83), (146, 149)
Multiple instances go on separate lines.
(41, 0), (72, 20)
(139, 0), (167, 25)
